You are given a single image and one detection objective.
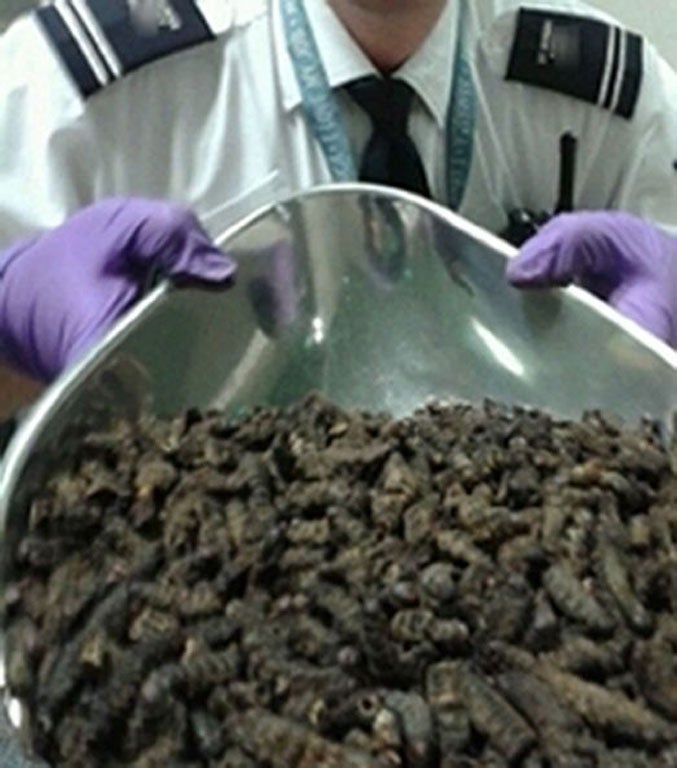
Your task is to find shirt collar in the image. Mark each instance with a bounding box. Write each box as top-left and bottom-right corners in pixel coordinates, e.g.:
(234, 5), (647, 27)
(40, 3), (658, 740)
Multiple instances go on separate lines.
(274, 0), (458, 129)
(396, 1), (457, 129)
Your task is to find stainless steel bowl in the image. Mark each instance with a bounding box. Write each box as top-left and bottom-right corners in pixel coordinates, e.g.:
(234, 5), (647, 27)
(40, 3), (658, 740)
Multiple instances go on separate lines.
(0, 183), (675, 750)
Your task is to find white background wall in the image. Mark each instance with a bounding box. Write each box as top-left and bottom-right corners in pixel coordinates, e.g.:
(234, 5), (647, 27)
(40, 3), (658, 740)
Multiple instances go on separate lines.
(587, 0), (677, 69)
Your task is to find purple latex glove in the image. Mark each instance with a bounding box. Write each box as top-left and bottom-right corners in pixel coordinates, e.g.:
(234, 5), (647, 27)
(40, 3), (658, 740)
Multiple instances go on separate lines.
(506, 211), (677, 347)
(0, 198), (236, 381)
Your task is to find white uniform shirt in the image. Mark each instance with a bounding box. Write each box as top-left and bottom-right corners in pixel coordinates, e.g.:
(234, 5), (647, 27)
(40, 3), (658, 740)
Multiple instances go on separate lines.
(1, 0), (677, 247)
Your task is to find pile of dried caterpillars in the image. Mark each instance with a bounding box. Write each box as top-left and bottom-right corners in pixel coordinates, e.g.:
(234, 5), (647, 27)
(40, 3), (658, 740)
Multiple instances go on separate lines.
(5, 394), (677, 767)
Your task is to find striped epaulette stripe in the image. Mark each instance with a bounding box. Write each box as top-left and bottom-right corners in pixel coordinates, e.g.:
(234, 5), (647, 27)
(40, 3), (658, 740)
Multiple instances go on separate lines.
(37, 3), (105, 97)
(598, 25), (643, 119)
(70, 0), (123, 79)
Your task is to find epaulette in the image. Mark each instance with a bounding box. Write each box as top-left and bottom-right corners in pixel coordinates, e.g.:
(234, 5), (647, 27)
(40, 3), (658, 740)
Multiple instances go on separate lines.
(35, 0), (234, 99)
(505, 8), (643, 120)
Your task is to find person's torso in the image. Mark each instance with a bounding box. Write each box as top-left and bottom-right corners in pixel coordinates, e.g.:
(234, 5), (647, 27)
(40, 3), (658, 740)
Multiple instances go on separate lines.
(2, 0), (677, 243)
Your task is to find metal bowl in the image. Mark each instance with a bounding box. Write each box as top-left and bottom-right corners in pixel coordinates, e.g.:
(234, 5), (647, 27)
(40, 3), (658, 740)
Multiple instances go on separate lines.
(0, 184), (675, 752)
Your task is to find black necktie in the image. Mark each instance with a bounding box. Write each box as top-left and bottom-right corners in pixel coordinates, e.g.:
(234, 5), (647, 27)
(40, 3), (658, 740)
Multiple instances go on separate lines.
(345, 76), (431, 198)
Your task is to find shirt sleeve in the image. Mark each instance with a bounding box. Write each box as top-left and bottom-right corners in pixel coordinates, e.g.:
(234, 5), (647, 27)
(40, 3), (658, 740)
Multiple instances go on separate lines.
(0, 14), (100, 246)
(605, 42), (677, 234)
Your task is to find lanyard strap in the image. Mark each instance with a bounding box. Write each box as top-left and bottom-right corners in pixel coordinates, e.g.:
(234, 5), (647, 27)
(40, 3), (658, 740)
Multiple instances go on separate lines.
(445, 0), (475, 211)
(280, 0), (476, 211)
(280, 0), (356, 181)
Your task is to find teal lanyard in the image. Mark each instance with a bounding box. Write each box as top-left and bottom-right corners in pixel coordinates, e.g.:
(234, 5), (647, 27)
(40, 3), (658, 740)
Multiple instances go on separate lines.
(280, 0), (356, 181)
(280, 0), (476, 211)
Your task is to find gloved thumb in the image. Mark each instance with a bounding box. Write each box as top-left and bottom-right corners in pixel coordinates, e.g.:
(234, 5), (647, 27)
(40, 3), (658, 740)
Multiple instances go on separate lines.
(609, 278), (676, 346)
(505, 236), (575, 287)
(506, 212), (625, 292)
(102, 198), (236, 284)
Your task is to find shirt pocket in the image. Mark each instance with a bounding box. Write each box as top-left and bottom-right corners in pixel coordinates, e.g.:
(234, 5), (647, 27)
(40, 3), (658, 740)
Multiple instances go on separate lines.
(199, 171), (291, 243)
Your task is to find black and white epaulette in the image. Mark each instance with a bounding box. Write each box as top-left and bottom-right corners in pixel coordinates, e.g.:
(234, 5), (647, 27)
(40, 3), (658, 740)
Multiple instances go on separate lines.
(35, 0), (216, 99)
(505, 8), (643, 120)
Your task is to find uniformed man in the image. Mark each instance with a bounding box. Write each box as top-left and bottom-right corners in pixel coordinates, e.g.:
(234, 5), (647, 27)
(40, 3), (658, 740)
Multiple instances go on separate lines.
(2, 0), (677, 384)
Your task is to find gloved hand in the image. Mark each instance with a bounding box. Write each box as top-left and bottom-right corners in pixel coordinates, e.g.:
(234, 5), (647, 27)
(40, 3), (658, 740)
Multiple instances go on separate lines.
(0, 198), (236, 381)
(506, 211), (677, 348)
